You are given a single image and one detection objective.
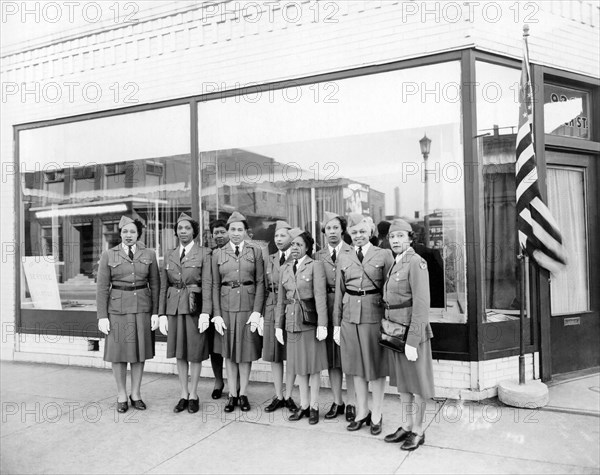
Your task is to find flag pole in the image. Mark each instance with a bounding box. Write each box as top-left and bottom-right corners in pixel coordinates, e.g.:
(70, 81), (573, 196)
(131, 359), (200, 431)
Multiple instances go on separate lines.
(518, 252), (526, 384)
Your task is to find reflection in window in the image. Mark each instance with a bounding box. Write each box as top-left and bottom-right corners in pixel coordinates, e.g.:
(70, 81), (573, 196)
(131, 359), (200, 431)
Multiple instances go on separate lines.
(477, 61), (522, 322)
(20, 106), (191, 311)
(199, 63), (467, 323)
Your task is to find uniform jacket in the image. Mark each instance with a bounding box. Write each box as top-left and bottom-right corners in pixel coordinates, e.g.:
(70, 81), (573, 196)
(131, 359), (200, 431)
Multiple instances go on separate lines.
(275, 256), (328, 333)
(332, 245), (394, 325)
(263, 249), (293, 319)
(315, 242), (353, 322)
(158, 243), (212, 316)
(96, 241), (160, 318)
(212, 242), (265, 315)
(383, 247), (433, 348)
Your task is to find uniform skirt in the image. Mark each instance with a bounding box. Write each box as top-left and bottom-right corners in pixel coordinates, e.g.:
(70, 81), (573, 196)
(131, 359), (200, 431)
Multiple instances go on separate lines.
(262, 298), (286, 363)
(340, 320), (388, 380)
(104, 312), (154, 363)
(208, 320), (223, 356)
(286, 329), (328, 376)
(166, 314), (209, 363)
(387, 339), (435, 399)
(221, 310), (262, 363)
(325, 294), (342, 370)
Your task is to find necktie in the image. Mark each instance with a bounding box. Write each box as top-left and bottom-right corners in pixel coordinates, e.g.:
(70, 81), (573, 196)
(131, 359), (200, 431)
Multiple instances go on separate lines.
(357, 246), (363, 263)
(293, 260), (298, 275)
(128, 246), (134, 261)
(180, 248), (186, 262)
(331, 248), (336, 263)
(235, 245), (240, 257)
(279, 253), (285, 266)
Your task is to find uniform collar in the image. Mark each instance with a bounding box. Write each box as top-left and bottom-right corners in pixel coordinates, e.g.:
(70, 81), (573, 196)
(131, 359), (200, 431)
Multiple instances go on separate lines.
(328, 242), (343, 256)
(180, 241), (194, 256)
(230, 241), (244, 253)
(294, 255), (307, 267)
(122, 243), (137, 254)
(354, 242), (372, 255)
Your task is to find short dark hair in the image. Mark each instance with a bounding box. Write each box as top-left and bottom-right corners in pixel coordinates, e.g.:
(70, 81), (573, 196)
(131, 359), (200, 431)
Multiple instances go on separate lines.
(210, 219), (228, 233)
(227, 220), (249, 231)
(174, 218), (200, 239)
(377, 220), (391, 237)
(296, 231), (315, 257)
(119, 219), (144, 237)
(321, 215), (347, 234)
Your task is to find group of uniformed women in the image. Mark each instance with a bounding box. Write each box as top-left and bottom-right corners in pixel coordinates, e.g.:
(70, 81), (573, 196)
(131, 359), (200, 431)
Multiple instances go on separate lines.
(96, 210), (434, 451)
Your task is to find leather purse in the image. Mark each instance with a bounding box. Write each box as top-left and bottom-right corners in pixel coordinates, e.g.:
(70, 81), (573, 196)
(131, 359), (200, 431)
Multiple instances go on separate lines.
(299, 298), (318, 326)
(378, 318), (408, 353)
(187, 287), (202, 316)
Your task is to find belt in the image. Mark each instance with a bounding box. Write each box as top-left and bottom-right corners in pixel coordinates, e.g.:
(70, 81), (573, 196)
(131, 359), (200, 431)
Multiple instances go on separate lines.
(170, 283), (201, 291)
(283, 298), (298, 304)
(345, 288), (380, 296)
(384, 299), (413, 310)
(112, 283), (148, 291)
(221, 281), (254, 288)
(326, 286), (335, 294)
(266, 288), (278, 295)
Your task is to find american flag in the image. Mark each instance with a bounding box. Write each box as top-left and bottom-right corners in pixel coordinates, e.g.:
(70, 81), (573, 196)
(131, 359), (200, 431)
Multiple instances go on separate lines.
(515, 28), (567, 274)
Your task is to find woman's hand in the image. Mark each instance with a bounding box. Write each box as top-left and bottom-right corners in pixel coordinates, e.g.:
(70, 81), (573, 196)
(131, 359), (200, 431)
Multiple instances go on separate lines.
(316, 326), (327, 341)
(159, 315), (168, 336)
(98, 318), (110, 335)
(150, 314), (159, 331)
(198, 313), (210, 333)
(246, 312), (262, 333)
(211, 316), (227, 336)
(333, 325), (341, 346)
(405, 344), (418, 361)
(275, 328), (285, 345)
(257, 316), (264, 336)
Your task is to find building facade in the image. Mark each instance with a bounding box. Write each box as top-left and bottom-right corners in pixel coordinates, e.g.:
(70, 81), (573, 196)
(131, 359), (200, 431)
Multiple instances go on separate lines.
(1, 0), (599, 399)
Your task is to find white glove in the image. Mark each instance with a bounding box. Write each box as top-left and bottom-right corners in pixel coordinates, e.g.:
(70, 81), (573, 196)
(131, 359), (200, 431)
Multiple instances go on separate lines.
(150, 314), (159, 331)
(198, 313), (210, 333)
(333, 325), (341, 346)
(257, 316), (264, 336)
(211, 316), (226, 336)
(405, 344), (418, 362)
(98, 318), (110, 335)
(275, 328), (285, 345)
(246, 311), (262, 333)
(316, 326), (327, 341)
(159, 315), (168, 336)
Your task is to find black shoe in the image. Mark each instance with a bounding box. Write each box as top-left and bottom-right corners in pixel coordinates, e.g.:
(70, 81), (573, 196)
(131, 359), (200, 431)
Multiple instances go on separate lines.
(116, 400), (128, 413)
(285, 397), (298, 412)
(211, 382), (225, 400)
(188, 398), (200, 414)
(129, 396), (147, 410)
(347, 411), (371, 431)
(324, 402), (345, 419)
(224, 396), (238, 413)
(401, 432), (425, 451)
(289, 407), (310, 421)
(309, 408), (319, 425)
(239, 395), (251, 412)
(345, 404), (356, 422)
(173, 398), (189, 413)
(384, 426), (411, 443)
(370, 416), (382, 435)
(264, 397), (285, 413)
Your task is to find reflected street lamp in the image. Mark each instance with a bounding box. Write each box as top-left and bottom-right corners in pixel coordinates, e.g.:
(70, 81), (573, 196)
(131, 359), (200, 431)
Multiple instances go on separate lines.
(419, 134), (432, 247)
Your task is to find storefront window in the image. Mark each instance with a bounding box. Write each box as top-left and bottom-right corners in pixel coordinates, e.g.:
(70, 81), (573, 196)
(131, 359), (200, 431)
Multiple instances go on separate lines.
(198, 62), (467, 323)
(19, 105), (190, 312)
(476, 61), (522, 322)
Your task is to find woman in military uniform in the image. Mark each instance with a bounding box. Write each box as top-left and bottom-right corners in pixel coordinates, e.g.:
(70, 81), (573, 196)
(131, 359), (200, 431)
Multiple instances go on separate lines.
(332, 213), (394, 435)
(262, 220), (298, 413)
(211, 211), (265, 413)
(96, 216), (160, 413)
(315, 211), (356, 422)
(382, 218), (434, 451)
(275, 229), (328, 425)
(158, 213), (212, 414)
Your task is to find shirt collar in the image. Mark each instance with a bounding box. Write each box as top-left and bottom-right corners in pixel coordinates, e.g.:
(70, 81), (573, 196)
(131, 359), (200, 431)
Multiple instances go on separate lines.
(230, 241), (244, 253)
(122, 243), (136, 254)
(328, 242), (343, 255)
(355, 242), (371, 255)
(282, 248), (291, 259)
(295, 255), (307, 267)
(180, 241), (194, 256)
(395, 248), (410, 264)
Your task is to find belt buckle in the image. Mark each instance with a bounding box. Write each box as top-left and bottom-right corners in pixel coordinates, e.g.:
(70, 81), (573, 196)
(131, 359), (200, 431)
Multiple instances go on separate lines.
(231, 282), (240, 288)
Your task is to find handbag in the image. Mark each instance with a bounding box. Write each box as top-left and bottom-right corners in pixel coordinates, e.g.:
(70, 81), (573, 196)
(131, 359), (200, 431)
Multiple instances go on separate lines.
(299, 298), (318, 326)
(187, 285), (202, 316)
(378, 318), (408, 353)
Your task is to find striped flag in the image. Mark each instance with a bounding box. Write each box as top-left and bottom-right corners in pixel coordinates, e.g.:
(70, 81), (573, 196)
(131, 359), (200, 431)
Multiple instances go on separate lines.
(515, 28), (567, 275)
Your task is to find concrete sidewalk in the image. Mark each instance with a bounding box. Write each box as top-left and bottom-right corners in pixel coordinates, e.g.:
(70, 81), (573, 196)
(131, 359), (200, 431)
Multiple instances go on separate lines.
(1, 360), (598, 474)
